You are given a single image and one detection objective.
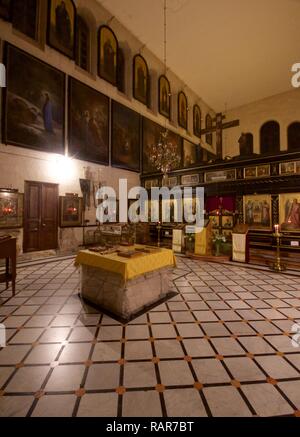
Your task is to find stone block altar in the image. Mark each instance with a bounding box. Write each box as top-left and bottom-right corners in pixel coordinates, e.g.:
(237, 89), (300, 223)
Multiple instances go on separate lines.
(75, 245), (176, 321)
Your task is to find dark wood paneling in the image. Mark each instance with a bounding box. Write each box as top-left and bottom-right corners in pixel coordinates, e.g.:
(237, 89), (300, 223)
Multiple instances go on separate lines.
(24, 181), (58, 253)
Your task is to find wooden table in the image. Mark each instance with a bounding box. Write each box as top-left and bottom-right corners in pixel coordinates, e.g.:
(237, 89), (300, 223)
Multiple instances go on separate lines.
(0, 237), (17, 295)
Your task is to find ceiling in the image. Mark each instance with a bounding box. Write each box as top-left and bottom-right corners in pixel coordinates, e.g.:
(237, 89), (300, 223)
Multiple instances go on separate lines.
(97, 0), (300, 111)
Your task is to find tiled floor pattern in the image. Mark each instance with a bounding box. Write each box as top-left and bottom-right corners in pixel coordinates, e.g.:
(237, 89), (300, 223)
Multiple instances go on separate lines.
(0, 257), (300, 417)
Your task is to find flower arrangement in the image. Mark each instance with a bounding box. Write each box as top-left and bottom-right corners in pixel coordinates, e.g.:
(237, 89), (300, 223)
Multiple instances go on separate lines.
(213, 234), (227, 243)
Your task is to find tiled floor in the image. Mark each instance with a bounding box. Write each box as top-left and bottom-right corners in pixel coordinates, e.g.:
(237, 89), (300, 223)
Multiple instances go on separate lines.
(0, 257), (300, 417)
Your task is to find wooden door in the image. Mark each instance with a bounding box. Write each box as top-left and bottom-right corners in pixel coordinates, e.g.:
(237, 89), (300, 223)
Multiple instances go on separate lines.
(24, 182), (58, 253)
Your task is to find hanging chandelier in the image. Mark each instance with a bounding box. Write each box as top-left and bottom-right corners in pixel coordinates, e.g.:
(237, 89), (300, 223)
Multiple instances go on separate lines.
(147, 0), (180, 184)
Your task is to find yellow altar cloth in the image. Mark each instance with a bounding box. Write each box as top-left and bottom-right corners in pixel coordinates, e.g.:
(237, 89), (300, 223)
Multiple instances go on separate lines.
(75, 245), (176, 281)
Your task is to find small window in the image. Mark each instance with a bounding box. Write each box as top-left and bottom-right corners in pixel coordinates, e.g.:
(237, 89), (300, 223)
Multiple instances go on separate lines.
(75, 15), (90, 72)
(288, 122), (300, 152)
(260, 121), (280, 154)
(206, 114), (213, 146)
(12, 0), (39, 40)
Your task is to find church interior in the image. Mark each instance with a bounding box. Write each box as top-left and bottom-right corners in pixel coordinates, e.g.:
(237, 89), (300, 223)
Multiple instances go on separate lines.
(0, 0), (300, 419)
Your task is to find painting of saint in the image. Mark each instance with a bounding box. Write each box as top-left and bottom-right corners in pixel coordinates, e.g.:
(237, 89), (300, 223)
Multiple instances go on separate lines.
(243, 195), (271, 230)
(48, 0), (75, 58)
(279, 194), (300, 231)
(244, 167), (257, 179)
(111, 101), (140, 172)
(4, 44), (65, 154)
(178, 91), (188, 130)
(193, 105), (201, 138)
(158, 75), (171, 119)
(99, 25), (118, 86)
(183, 140), (201, 168)
(68, 78), (109, 165)
(0, 0), (11, 20)
(133, 54), (149, 106)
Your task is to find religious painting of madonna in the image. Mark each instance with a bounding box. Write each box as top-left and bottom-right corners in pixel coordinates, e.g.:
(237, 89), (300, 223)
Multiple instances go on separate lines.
(0, 0), (11, 20)
(178, 91), (188, 130)
(3, 44), (65, 154)
(243, 195), (272, 231)
(68, 78), (109, 165)
(133, 54), (149, 106)
(111, 101), (141, 172)
(158, 75), (171, 119)
(98, 25), (118, 86)
(48, 0), (75, 58)
(279, 193), (300, 232)
(193, 104), (201, 138)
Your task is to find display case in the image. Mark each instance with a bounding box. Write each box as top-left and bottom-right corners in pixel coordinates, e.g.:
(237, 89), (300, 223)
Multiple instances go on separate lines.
(60, 194), (83, 227)
(0, 189), (23, 229)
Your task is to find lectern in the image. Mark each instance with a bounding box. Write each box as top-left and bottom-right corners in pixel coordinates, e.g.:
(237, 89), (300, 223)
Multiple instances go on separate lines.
(232, 224), (249, 263)
(194, 220), (213, 256)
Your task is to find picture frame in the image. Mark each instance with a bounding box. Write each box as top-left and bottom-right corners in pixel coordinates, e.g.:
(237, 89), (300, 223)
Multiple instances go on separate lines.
(279, 193), (300, 232)
(133, 54), (149, 106)
(181, 174), (199, 186)
(244, 167), (257, 179)
(47, 0), (76, 59)
(144, 179), (159, 189)
(280, 162), (295, 175)
(3, 43), (65, 154)
(205, 169), (236, 183)
(98, 25), (118, 86)
(193, 104), (201, 138)
(68, 77), (109, 165)
(111, 101), (141, 172)
(164, 176), (178, 188)
(60, 195), (83, 227)
(222, 216), (233, 229)
(0, 191), (23, 229)
(0, 0), (12, 21)
(158, 75), (171, 119)
(257, 164), (270, 178)
(183, 139), (201, 168)
(243, 194), (272, 230)
(178, 91), (188, 130)
(209, 215), (219, 228)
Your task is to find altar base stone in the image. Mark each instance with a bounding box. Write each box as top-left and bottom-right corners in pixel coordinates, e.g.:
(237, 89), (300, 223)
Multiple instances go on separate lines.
(80, 265), (172, 320)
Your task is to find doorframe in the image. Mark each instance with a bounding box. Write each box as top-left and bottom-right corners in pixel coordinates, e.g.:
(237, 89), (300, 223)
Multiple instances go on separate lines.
(23, 181), (59, 253)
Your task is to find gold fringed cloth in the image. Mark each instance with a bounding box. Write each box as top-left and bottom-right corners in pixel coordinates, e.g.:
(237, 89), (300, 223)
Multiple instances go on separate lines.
(75, 245), (176, 282)
(232, 233), (247, 263)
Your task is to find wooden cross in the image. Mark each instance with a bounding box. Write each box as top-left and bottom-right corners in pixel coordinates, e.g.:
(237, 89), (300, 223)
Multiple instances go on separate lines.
(200, 113), (240, 158)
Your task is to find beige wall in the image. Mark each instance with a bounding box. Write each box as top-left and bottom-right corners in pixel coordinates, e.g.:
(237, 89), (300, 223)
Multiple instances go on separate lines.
(223, 88), (300, 158)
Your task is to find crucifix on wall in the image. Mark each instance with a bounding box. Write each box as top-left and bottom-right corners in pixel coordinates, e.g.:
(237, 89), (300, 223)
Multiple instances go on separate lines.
(201, 113), (240, 159)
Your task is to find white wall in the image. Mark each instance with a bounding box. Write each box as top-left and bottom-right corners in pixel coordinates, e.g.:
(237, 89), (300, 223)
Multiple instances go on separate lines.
(223, 88), (300, 158)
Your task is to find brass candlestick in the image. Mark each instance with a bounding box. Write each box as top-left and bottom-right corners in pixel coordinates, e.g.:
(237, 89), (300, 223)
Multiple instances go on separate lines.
(157, 223), (162, 247)
(272, 232), (286, 272)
